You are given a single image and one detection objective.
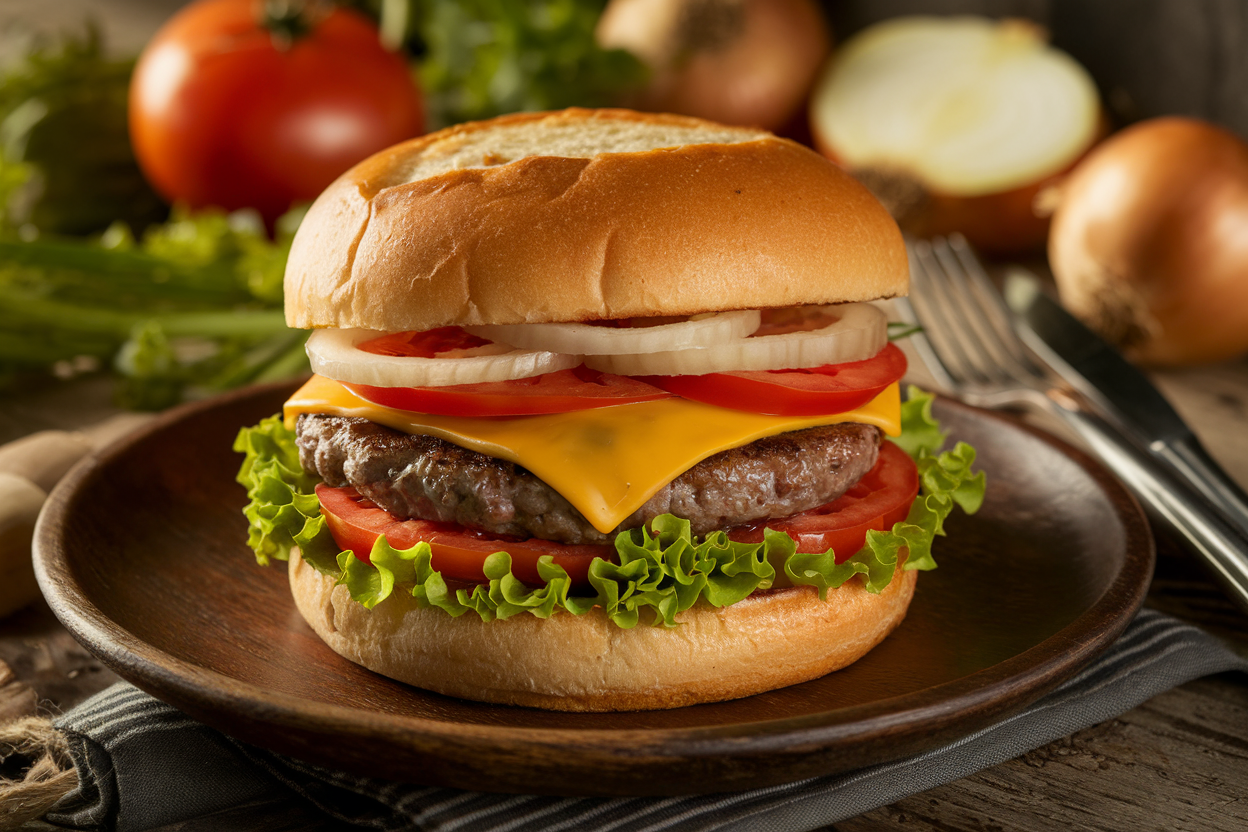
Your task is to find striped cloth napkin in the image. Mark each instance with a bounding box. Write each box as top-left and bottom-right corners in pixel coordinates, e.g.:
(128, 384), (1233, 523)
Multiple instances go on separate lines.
(44, 609), (1247, 832)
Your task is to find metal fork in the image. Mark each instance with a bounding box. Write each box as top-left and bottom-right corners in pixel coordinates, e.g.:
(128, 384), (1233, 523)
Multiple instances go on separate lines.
(897, 235), (1248, 614)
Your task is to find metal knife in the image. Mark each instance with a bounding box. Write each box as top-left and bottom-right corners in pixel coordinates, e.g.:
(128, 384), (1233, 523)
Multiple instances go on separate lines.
(1003, 270), (1248, 543)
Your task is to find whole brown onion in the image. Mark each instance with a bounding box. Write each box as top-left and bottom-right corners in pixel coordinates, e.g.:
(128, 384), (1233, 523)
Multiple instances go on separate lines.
(1049, 117), (1248, 366)
(595, 0), (830, 132)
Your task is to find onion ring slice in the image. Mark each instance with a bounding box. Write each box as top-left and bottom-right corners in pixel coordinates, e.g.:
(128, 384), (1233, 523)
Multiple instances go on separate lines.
(583, 303), (887, 376)
(307, 328), (579, 388)
(465, 310), (761, 355)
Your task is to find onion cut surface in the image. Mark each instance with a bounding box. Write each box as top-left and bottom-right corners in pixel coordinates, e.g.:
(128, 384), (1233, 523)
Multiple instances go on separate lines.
(811, 16), (1099, 196)
(306, 327), (579, 388)
(583, 303), (887, 376)
(466, 310), (760, 355)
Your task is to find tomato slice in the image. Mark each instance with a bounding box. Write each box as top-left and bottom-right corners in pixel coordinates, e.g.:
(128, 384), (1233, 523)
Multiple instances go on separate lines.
(344, 365), (673, 417)
(315, 484), (613, 585)
(641, 342), (908, 417)
(727, 441), (919, 561)
(357, 328), (493, 358)
(317, 441), (918, 590)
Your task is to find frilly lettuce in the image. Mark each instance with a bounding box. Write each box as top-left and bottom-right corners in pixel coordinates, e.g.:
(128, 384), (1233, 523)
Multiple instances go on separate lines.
(234, 387), (985, 628)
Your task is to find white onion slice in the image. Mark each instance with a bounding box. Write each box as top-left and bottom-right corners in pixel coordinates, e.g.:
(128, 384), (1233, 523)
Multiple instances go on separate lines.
(582, 303), (887, 376)
(306, 328), (579, 388)
(465, 310), (761, 355)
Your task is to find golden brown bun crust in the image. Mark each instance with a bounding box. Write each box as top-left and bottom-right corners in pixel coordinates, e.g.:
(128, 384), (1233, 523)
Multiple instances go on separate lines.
(288, 549), (916, 712)
(285, 108), (908, 331)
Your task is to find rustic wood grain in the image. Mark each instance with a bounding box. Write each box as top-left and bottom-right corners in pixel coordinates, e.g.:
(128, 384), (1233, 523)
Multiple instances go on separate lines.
(1153, 361), (1248, 488)
(833, 677), (1248, 832)
(0, 601), (120, 716)
(0, 378), (122, 449)
(0, 659), (37, 723)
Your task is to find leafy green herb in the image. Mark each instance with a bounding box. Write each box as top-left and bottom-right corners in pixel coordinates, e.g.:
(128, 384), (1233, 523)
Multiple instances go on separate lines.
(414, 0), (647, 129)
(234, 387), (985, 628)
(0, 205), (307, 408)
(0, 25), (165, 235)
(887, 321), (923, 341)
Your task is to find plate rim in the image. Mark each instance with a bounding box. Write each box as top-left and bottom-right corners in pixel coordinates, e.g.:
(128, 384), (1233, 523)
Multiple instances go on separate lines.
(33, 382), (1154, 778)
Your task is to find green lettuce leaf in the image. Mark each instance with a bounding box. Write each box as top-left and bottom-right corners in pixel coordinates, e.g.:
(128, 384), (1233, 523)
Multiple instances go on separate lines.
(234, 388), (985, 627)
(233, 414), (338, 571)
(890, 384), (948, 459)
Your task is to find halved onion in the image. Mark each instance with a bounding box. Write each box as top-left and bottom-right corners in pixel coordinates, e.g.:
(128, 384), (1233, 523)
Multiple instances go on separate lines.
(583, 303), (887, 376)
(465, 310), (761, 355)
(809, 16), (1102, 254)
(306, 328), (579, 388)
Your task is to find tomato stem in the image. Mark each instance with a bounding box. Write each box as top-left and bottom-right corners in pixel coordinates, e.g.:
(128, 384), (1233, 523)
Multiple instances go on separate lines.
(261, 0), (313, 49)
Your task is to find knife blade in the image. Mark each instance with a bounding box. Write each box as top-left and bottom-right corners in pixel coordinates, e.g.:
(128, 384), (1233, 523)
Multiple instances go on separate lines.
(1003, 269), (1248, 540)
(1002, 271), (1189, 446)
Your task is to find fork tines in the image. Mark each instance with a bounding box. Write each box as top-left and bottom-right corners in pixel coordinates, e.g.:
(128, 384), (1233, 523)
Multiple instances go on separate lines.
(900, 234), (1045, 393)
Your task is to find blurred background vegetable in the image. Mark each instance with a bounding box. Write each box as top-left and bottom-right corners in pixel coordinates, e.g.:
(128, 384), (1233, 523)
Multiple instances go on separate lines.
(6, 0), (1246, 404)
(415, 0), (646, 129)
(595, 0), (829, 132)
(0, 0), (652, 408)
(130, 0), (424, 226)
(809, 15), (1101, 256)
(0, 206), (306, 409)
(1049, 117), (1248, 367)
(0, 26), (165, 236)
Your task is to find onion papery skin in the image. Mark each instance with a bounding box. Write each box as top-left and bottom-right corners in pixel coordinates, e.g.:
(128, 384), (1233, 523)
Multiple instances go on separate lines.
(816, 141), (1081, 256)
(1049, 117), (1248, 366)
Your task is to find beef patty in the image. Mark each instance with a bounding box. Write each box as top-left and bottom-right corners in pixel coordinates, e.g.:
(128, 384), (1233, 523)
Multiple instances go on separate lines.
(297, 414), (883, 545)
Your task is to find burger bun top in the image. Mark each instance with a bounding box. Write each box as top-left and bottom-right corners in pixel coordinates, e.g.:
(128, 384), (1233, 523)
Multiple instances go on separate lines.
(285, 108), (907, 332)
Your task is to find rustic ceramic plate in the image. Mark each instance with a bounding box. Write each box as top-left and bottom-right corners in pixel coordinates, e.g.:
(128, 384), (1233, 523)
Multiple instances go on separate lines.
(34, 382), (1153, 796)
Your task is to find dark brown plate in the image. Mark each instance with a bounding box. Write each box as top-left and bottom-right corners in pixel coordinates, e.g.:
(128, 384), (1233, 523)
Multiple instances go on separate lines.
(34, 383), (1153, 796)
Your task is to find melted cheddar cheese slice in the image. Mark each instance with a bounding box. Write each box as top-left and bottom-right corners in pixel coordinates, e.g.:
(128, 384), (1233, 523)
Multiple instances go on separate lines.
(285, 375), (901, 535)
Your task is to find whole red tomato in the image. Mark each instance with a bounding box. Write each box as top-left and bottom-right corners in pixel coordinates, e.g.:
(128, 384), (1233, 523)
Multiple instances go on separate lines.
(130, 0), (423, 224)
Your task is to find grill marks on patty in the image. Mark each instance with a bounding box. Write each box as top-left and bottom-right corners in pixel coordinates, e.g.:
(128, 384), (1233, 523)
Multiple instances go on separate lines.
(296, 414), (883, 545)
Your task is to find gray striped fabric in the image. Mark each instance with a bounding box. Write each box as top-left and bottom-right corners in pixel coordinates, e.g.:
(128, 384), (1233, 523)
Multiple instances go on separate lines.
(47, 609), (1247, 832)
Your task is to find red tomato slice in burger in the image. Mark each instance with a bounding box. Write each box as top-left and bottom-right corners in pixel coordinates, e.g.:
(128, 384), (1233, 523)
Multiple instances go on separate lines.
(344, 365), (673, 417)
(316, 441), (919, 590)
(642, 342), (908, 417)
(315, 484), (612, 585)
(727, 441), (919, 561)
(356, 328), (493, 357)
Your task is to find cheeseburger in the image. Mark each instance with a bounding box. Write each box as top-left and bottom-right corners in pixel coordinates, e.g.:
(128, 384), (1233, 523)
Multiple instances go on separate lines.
(235, 109), (983, 712)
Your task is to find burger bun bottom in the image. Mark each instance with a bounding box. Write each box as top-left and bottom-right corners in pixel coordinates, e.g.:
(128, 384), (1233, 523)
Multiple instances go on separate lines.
(289, 549), (916, 712)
